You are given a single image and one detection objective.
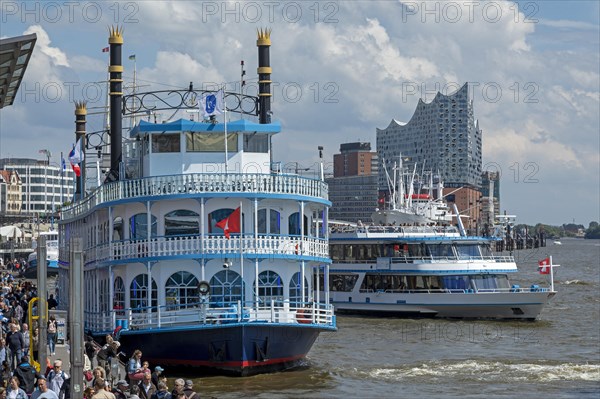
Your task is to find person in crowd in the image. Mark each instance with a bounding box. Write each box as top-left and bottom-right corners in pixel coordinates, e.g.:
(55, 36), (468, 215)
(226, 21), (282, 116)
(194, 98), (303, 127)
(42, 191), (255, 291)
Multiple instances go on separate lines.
(31, 376), (59, 399)
(0, 338), (7, 366)
(127, 350), (145, 382)
(113, 381), (129, 399)
(170, 380), (184, 399)
(83, 354), (92, 386)
(58, 377), (70, 399)
(84, 337), (97, 365)
(150, 382), (171, 399)
(150, 367), (163, 389)
(47, 360), (68, 395)
(14, 356), (41, 395)
(83, 387), (95, 399)
(182, 381), (197, 399)
(91, 368), (105, 390)
(47, 316), (58, 356)
(137, 372), (156, 399)
(0, 361), (11, 387)
(129, 385), (141, 399)
(21, 324), (30, 358)
(97, 341), (119, 379)
(6, 323), (24, 371)
(0, 387), (6, 399)
(91, 378), (115, 399)
(47, 295), (58, 310)
(6, 376), (27, 399)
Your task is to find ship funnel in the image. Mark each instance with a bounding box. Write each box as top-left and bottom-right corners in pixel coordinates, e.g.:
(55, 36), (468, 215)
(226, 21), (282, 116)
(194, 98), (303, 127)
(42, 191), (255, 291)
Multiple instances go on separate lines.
(74, 101), (87, 198)
(257, 28), (272, 124)
(107, 25), (123, 181)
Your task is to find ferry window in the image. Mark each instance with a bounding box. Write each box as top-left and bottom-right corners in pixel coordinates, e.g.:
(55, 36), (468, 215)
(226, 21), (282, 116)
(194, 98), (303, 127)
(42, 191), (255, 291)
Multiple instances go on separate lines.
(288, 212), (308, 236)
(114, 277), (125, 315)
(344, 245), (354, 260)
(427, 244), (454, 258)
(209, 208), (244, 234)
(441, 275), (471, 291)
(129, 213), (158, 240)
(455, 244), (480, 260)
(164, 209), (199, 236)
(210, 270), (243, 307)
(408, 244), (426, 258)
(129, 274), (158, 313)
(360, 274), (384, 292)
(495, 275), (510, 289)
(471, 275), (497, 290)
(330, 244), (342, 261)
(255, 270), (284, 305)
(479, 244), (493, 258)
(289, 272), (309, 305)
(330, 274), (358, 292)
(257, 209), (281, 234)
(165, 271), (199, 310)
(186, 132), (238, 152)
(152, 133), (180, 153)
(243, 133), (268, 153)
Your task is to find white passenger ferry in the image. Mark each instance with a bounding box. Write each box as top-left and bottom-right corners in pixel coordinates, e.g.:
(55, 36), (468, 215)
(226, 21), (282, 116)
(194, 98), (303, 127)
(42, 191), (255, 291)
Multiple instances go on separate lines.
(57, 28), (335, 375)
(24, 230), (59, 278)
(323, 224), (556, 320)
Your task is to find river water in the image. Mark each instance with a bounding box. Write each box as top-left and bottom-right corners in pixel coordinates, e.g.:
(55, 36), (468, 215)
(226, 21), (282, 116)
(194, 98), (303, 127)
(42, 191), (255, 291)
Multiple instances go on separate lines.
(193, 238), (600, 398)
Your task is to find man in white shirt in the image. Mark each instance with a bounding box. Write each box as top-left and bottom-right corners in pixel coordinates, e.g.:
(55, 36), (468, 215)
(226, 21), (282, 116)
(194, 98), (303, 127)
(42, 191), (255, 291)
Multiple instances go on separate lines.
(31, 377), (59, 399)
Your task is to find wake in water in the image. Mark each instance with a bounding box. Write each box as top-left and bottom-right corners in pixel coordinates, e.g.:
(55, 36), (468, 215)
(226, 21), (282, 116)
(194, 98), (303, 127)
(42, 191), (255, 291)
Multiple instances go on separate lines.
(563, 280), (590, 285)
(347, 360), (600, 383)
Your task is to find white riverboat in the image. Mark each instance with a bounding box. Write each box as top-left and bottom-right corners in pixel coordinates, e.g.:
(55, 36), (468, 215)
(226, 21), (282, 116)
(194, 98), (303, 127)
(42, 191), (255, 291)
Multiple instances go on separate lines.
(24, 230), (59, 278)
(322, 224), (556, 320)
(57, 28), (335, 376)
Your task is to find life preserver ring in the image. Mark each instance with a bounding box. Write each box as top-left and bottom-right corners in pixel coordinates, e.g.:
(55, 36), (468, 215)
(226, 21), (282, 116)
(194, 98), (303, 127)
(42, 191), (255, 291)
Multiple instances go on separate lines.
(296, 308), (311, 324)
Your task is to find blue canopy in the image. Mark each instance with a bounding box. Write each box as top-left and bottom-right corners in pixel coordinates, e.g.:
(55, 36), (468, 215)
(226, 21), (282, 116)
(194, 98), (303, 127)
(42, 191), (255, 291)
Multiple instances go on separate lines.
(129, 118), (281, 138)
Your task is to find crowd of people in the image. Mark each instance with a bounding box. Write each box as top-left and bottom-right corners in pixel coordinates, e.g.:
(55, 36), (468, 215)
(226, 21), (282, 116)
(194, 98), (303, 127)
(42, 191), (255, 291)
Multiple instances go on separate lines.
(0, 270), (202, 399)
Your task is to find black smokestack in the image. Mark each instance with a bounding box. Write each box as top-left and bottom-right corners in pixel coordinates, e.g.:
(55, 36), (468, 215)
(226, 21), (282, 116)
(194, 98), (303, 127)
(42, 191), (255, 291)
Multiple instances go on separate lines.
(108, 26), (123, 181)
(74, 101), (87, 198)
(257, 28), (272, 124)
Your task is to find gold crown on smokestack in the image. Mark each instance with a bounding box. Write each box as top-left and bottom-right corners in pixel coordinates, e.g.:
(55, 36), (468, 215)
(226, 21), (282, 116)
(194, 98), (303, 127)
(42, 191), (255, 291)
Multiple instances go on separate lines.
(108, 25), (124, 44)
(75, 101), (87, 115)
(257, 28), (271, 46)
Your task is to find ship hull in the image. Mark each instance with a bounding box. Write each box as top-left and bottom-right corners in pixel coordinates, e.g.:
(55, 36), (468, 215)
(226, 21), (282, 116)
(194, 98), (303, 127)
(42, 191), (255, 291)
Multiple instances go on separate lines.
(98, 323), (329, 376)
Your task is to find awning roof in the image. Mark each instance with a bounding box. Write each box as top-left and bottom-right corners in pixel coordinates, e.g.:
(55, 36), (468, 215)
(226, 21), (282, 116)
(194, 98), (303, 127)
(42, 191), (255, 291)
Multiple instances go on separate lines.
(129, 118), (281, 137)
(0, 33), (37, 109)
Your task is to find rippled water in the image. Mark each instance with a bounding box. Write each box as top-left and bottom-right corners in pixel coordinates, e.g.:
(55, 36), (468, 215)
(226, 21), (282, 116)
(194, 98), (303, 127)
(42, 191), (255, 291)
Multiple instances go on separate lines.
(192, 239), (600, 398)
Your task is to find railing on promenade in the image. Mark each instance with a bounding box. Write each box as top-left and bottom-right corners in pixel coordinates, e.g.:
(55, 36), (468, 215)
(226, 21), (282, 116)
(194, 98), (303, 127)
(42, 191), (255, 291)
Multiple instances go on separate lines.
(62, 173), (329, 219)
(84, 300), (335, 333)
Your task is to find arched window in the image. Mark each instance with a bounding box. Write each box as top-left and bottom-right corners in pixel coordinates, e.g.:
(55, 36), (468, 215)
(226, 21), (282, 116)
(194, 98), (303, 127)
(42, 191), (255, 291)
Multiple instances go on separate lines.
(254, 270), (283, 305)
(208, 208), (244, 234)
(209, 270), (243, 306)
(113, 217), (123, 241)
(129, 213), (157, 240)
(288, 212), (308, 235)
(289, 272), (309, 305)
(130, 274), (158, 313)
(164, 210), (199, 236)
(165, 271), (199, 309)
(257, 209), (281, 235)
(114, 276), (125, 315)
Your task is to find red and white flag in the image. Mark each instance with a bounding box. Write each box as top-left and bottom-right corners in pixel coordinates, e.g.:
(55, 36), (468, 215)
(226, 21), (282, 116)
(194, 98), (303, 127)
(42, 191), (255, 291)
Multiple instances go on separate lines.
(538, 257), (551, 274)
(102, 47), (109, 52)
(216, 207), (241, 239)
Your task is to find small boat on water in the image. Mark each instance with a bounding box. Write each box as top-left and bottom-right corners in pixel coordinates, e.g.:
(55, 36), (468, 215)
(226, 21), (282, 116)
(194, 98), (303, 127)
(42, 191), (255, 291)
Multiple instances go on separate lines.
(323, 223), (556, 320)
(22, 230), (59, 279)
(57, 28), (336, 376)
(553, 240), (562, 245)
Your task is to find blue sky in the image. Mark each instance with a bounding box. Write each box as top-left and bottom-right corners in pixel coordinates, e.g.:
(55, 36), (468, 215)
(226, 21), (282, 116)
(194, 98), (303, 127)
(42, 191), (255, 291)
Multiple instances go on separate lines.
(1, 1), (598, 226)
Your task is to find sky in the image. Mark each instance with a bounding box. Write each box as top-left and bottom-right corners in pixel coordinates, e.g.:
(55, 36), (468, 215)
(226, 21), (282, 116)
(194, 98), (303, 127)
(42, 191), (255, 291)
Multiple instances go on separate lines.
(0, 0), (598, 226)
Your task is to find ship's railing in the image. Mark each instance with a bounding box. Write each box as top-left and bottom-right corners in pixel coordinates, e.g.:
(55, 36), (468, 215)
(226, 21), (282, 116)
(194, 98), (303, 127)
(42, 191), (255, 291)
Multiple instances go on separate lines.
(358, 285), (550, 294)
(62, 173), (328, 219)
(84, 300), (335, 333)
(82, 234), (328, 264)
(330, 225), (460, 235)
(332, 254), (515, 264)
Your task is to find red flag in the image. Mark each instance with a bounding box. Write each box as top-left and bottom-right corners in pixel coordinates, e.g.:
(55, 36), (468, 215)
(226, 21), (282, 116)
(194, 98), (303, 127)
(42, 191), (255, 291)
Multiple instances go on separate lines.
(538, 257), (551, 274)
(102, 47), (109, 52)
(71, 162), (81, 177)
(216, 207), (241, 239)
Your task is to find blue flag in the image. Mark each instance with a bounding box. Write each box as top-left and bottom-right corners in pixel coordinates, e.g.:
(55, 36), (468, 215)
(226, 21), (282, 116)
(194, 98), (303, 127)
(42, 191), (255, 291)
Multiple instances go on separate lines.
(200, 89), (224, 118)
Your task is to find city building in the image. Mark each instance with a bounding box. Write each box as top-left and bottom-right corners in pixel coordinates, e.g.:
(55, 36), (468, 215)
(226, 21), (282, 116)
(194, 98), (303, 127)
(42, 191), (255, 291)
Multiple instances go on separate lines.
(327, 142), (379, 223)
(376, 83), (482, 190)
(480, 171), (501, 228)
(0, 158), (75, 216)
(0, 170), (22, 214)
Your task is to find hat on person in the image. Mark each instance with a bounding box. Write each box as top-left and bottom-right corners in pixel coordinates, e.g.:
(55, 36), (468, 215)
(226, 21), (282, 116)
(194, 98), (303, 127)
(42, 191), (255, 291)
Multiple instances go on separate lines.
(184, 380), (193, 388)
(116, 380), (129, 387)
(154, 366), (164, 372)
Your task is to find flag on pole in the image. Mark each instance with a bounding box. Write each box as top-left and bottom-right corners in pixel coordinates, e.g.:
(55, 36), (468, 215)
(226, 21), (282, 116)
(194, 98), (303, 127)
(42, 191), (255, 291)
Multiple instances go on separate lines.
(129, 54), (136, 60)
(216, 207), (241, 239)
(102, 47), (109, 52)
(538, 257), (551, 274)
(61, 156), (66, 173)
(68, 138), (84, 177)
(200, 89), (224, 118)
